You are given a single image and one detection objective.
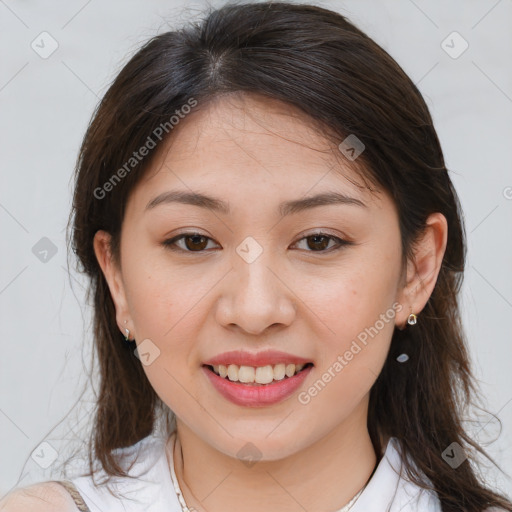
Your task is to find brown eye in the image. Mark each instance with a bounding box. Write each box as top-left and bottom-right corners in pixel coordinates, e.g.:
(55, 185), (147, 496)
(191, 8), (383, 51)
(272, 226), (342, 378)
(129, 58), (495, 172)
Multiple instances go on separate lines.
(183, 234), (209, 251)
(305, 234), (331, 251)
(162, 233), (217, 252)
(162, 231), (351, 254)
(293, 232), (350, 253)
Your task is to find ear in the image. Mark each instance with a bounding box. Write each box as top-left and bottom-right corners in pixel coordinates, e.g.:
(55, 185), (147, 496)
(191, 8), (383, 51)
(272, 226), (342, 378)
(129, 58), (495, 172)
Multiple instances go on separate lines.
(93, 230), (134, 339)
(395, 212), (448, 329)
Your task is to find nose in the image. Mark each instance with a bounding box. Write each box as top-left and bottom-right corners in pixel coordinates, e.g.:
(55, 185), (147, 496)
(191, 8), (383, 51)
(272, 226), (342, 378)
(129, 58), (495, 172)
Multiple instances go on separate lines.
(215, 249), (297, 336)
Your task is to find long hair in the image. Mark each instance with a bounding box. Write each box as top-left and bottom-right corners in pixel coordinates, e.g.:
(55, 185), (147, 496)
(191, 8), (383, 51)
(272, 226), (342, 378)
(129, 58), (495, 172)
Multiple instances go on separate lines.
(67, 2), (512, 510)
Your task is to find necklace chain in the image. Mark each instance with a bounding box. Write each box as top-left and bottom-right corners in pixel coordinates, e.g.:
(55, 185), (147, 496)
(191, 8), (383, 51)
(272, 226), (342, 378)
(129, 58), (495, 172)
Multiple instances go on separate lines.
(167, 432), (368, 512)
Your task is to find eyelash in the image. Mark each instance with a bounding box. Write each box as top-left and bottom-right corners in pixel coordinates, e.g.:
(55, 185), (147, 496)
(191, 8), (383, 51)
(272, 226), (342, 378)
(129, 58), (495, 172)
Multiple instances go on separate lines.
(161, 231), (352, 254)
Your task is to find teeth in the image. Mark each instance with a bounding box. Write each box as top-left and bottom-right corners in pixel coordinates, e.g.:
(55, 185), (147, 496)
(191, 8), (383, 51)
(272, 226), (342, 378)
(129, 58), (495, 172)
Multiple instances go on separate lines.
(255, 365), (274, 384)
(273, 363), (286, 380)
(239, 366), (255, 383)
(227, 364), (238, 381)
(210, 363), (309, 383)
(285, 363), (295, 377)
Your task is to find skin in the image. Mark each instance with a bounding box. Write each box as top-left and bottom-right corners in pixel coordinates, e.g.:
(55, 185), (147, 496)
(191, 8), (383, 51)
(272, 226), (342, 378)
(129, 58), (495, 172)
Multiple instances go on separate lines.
(93, 92), (448, 512)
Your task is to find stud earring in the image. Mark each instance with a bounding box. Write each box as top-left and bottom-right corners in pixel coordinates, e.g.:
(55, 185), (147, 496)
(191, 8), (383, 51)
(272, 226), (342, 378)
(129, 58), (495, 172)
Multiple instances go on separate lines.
(407, 308), (417, 326)
(123, 320), (132, 342)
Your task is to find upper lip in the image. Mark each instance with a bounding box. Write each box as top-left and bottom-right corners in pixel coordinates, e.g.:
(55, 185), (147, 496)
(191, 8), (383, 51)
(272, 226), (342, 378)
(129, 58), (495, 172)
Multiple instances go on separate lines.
(203, 349), (313, 368)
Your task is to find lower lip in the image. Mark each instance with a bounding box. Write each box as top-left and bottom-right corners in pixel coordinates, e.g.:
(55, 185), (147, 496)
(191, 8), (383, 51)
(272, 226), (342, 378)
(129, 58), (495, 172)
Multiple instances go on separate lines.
(202, 364), (313, 407)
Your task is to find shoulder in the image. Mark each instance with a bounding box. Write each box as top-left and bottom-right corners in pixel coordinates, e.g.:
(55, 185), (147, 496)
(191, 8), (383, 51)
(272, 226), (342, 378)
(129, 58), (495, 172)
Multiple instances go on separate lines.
(0, 481), (80, 511)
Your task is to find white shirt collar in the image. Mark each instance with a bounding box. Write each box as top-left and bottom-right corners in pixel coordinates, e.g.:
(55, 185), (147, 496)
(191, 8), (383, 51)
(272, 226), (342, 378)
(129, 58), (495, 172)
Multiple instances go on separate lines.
(71, 433), (442, 511)
(351, 437), (441, 511)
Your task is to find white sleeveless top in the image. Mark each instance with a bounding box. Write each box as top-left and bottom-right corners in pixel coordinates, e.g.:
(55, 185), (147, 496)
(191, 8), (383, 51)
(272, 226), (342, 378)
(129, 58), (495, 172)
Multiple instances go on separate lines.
(70, 432), (442, 511)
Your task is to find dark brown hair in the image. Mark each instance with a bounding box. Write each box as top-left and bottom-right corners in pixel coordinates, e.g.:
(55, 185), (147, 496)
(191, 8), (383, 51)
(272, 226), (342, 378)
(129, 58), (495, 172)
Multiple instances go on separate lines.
(66, 1), (512, 510)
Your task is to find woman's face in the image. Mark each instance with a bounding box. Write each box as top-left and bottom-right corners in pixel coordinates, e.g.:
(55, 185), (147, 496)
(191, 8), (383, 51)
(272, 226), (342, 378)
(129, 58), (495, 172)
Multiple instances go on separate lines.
(95, 93), (411, 460)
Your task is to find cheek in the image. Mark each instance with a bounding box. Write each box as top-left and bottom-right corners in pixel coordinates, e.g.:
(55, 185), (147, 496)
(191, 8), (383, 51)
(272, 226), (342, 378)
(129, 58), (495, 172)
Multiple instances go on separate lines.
(121, 260), (203, 413)
(306, 252), (400, 377)
(120, 251), (218, 395)
(122, 248), (213, 338)
(299, 275), (397, 425)
(308, 260), (398, 336)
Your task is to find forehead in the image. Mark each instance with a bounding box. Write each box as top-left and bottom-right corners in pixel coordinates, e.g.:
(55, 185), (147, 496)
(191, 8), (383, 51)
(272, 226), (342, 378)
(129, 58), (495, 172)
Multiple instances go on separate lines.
(154, 93), (353, 174)
(128, 92), (385, 215)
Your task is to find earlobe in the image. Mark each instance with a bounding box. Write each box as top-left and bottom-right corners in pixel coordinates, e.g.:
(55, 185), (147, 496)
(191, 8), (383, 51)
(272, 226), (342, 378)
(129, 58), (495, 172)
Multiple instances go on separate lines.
(395, 212), (448, 329)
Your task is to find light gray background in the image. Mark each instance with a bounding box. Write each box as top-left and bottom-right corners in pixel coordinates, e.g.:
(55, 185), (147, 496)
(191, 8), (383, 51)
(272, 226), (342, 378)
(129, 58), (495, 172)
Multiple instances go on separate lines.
(1, 0), (511, 500)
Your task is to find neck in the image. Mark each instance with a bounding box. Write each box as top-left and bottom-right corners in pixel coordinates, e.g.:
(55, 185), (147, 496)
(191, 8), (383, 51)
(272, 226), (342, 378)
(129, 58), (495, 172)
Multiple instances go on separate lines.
(167, 401), (379, 512)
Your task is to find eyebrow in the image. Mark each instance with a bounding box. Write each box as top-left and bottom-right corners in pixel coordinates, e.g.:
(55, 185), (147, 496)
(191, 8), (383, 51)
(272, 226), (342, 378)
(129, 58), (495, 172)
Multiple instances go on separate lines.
(144, 189), (367, 217)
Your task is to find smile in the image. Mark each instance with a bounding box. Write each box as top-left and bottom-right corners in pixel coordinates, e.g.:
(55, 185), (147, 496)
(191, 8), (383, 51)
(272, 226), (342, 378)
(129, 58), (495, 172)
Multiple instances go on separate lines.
(202, 363), (314, 407)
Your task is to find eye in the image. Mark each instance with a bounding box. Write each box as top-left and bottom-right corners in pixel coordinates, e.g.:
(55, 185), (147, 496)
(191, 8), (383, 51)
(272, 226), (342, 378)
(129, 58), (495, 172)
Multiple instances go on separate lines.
(161, 231), (352, 254)
(291, 232), (351, 253)
(162, 233), (219, 252)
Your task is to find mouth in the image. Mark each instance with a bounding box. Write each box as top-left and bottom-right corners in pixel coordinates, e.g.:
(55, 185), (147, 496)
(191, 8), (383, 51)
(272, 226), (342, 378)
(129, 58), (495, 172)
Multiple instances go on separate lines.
(202, 362), (314, 386)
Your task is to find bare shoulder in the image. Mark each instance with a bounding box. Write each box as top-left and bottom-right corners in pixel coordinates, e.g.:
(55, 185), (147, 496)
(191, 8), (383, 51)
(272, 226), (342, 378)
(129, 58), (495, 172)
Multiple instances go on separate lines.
(0, 481), (80, 512)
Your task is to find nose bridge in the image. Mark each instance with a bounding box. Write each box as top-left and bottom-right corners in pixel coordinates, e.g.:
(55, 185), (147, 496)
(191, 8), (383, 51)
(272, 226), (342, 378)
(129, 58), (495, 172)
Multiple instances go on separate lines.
(235, 238), (280, 306)
(218, 236), (296, 333)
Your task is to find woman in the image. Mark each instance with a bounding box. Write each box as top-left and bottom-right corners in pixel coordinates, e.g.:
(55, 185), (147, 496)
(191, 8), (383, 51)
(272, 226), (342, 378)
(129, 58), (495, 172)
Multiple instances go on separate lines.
(2, 1), (510, 511)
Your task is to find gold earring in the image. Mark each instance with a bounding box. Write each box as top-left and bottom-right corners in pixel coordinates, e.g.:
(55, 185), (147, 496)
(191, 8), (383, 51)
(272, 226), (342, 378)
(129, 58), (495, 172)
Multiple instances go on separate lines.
(407, 308), (417, 326)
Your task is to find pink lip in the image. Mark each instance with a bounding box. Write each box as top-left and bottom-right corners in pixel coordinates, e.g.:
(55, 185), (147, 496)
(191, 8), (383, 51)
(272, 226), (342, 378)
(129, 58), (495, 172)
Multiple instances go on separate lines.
(203, 349), (313, 367)
(201, 364), (313, 407)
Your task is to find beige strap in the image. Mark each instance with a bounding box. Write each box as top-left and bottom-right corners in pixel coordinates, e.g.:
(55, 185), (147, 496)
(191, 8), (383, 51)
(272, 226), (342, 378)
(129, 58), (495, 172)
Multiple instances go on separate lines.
(54, 480), (91, 512)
